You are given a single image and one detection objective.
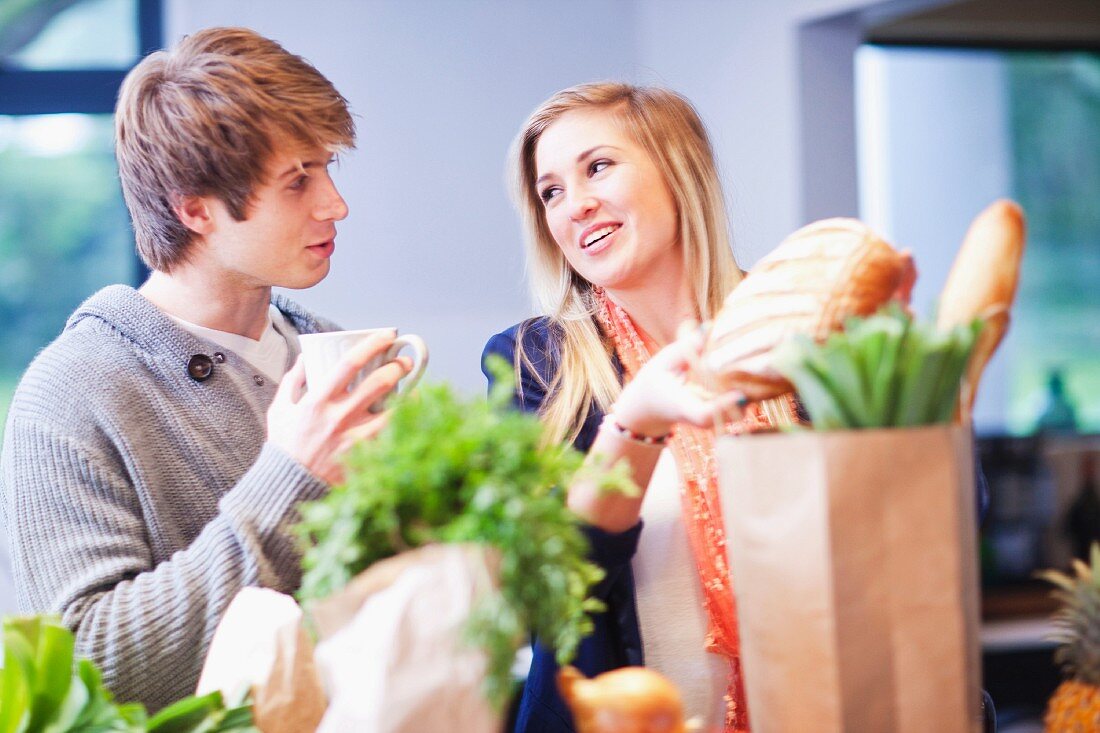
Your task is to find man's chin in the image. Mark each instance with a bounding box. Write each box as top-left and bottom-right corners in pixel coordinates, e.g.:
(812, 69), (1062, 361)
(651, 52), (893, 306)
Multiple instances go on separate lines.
(278, 262), (331, 290)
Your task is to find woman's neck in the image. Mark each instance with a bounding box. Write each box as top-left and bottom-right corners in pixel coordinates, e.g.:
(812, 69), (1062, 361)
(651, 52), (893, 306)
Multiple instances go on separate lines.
(140, 268), (273, 341)
(604, 274), (697, 351)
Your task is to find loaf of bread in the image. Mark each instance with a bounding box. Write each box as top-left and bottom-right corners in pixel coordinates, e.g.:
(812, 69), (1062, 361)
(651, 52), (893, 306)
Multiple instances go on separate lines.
(702, 218), (915, 400)
(936, 199), (1026, 417)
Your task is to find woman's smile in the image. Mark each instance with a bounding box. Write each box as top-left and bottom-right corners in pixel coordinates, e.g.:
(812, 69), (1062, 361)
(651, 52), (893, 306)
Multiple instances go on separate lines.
(580, 222), (622, 251)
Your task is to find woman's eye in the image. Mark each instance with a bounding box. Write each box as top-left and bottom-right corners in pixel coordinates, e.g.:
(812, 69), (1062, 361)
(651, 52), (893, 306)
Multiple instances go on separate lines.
(539, 186), (561, 204)
(289, 175), (309, 190)
(589, 159), (612, 175)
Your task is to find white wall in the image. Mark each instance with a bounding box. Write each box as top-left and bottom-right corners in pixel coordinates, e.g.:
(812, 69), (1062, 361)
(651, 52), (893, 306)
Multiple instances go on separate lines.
(167, 0), (910, 392)
(635, 1), (895, 264)
(856, 46), (1012, 316)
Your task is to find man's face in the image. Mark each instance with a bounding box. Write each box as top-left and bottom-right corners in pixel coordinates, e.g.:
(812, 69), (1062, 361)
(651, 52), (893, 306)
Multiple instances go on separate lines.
(191, 140), (349, 290)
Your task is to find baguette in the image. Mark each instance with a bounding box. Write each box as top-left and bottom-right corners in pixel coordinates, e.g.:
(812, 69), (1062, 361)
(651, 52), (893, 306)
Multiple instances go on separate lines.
(936, 200), (1026, 418)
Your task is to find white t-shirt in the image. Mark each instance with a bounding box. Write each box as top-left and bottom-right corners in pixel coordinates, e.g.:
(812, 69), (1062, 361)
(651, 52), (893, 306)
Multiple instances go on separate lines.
(633, 448), (728, 728)
(169, 305), (297, 384)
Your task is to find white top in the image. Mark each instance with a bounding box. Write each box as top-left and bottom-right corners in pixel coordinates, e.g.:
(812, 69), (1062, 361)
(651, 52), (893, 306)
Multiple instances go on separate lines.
(633, 448), (728, 728)
(169, 305), (297, 384)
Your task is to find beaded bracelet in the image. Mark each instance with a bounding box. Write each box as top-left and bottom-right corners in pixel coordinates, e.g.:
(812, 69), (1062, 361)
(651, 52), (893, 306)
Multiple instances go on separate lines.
(601, 414), (672, 446)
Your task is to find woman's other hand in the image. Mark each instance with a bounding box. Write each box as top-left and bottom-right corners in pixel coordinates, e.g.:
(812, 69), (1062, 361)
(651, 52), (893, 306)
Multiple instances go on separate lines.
(612, 321), (745, 440)
(570, 322), (744, 532)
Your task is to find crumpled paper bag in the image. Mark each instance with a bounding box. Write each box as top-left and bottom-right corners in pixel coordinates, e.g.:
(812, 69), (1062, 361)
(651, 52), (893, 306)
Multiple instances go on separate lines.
(312, 543), (501, 733)
(197, 587), (326, 733)
(199, 544), (502, 733)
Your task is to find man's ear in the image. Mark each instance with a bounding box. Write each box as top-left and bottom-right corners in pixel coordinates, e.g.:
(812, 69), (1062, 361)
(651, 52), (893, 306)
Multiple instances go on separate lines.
(171, 194), (215, 236)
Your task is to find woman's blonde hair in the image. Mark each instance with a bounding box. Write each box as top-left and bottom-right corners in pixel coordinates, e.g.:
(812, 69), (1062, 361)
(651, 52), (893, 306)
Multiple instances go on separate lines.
(115, 27), (355, 272)
(510, 82), (742, 444)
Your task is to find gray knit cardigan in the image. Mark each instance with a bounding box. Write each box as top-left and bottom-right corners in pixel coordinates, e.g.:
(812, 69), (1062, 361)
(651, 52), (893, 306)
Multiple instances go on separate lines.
(1, 285), (337, 711)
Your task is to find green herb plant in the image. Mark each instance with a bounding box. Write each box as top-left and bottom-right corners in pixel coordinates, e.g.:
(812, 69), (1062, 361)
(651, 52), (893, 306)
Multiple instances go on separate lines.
(295, 356), (636, 708)
(0, 615), (256, 733)
(772, 305), (983, 429)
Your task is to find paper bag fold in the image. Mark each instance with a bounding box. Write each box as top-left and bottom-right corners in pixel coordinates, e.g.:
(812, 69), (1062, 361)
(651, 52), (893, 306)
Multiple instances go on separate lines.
(197, 587), (327, 733)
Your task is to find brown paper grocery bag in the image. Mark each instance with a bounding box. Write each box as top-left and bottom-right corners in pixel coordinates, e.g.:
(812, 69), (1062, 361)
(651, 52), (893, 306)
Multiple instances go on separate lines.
(310, 544), (503, 733)
(716, 425), (981, 733)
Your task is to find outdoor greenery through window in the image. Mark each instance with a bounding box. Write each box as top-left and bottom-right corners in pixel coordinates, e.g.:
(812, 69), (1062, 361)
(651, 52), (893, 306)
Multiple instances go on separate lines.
(1008, 52), (1100, 435)
(857, 46), (1100, 437)
(0, 114), (134, 421)
(0, 0), (157, 430)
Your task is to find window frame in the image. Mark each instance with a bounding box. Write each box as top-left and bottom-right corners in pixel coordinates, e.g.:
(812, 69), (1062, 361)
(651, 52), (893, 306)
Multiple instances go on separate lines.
(0, 0), (163, 114)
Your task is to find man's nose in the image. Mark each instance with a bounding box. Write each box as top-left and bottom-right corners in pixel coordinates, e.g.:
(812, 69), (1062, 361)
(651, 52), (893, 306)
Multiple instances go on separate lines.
(316, 177), (349, 221)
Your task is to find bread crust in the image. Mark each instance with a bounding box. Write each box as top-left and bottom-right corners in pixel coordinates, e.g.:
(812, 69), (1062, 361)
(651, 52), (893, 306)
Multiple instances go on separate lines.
(703, 218), (913, 399)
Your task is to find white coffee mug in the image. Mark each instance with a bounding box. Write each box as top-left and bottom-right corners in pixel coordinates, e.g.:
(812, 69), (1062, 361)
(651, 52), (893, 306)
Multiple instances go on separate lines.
(298, 328), (428, 411)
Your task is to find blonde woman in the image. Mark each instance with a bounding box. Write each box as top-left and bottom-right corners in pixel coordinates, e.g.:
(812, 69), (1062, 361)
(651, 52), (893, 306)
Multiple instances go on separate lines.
(483, 83), (755, 733)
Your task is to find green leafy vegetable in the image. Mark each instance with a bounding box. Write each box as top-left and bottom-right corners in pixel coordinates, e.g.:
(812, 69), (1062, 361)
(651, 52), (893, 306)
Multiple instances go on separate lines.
(295, 356), (635, 708)
(0, 615), (256, 733)
(773, 305), (983, 429)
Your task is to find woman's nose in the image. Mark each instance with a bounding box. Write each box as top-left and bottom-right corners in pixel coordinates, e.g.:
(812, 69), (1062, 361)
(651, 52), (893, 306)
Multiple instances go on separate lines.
(568, 192), (598, 222)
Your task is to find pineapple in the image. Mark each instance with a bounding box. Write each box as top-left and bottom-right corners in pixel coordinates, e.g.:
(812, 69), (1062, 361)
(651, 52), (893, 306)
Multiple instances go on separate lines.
(1040, 542), (1100, 731)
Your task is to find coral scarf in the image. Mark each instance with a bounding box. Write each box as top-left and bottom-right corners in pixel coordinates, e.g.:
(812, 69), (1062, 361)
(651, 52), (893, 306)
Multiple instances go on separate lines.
(595, 290), (795, 732)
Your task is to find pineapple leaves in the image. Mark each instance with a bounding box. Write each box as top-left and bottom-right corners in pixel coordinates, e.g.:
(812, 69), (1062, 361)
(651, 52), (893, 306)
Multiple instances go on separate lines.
(1039, 543), (1100, 687)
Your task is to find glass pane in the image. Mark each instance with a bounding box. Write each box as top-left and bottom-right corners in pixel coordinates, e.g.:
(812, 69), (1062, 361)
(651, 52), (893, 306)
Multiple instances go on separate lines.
(1, 0), (138, 70)
(856, 46), (1100, 437)
(0, 114), (136, 426)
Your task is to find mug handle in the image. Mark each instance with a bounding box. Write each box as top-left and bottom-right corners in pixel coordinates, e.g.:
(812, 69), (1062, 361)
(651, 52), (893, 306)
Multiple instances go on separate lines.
(385, 334), (428, 394)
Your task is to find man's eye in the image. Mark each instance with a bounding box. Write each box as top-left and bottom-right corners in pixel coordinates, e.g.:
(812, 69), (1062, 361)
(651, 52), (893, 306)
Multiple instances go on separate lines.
(539, 186), (561, 204)
(590, 159), (612, 175)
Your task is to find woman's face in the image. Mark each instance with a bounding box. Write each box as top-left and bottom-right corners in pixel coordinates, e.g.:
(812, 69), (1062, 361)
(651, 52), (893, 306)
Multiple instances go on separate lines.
(534, 109), (680, 293)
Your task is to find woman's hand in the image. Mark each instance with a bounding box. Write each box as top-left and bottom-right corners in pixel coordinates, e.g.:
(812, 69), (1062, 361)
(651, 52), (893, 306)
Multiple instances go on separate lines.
(569, 322), (744, 532)
(612, 322), (745, 439)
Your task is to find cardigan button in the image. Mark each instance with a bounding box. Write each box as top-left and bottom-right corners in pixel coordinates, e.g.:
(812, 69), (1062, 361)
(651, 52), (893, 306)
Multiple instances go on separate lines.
(213, 352), (226, 364)
(187, 354), (214, 382)
(253, 375), (265, 386)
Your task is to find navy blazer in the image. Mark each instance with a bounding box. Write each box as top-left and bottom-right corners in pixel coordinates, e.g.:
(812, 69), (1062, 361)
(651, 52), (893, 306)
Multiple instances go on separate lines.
(482, 316), (990, 733)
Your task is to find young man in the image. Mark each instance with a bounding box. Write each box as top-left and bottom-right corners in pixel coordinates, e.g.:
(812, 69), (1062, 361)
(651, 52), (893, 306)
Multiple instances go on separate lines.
(0, 28), (405, 711)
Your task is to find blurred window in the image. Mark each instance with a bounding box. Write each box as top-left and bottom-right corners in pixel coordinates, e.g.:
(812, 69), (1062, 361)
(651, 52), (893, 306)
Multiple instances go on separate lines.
(856, 46), (1100, 437)
(0, 114), (135, 418)
(2, 0), (140, 70)
(0, 0), (161, 424)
